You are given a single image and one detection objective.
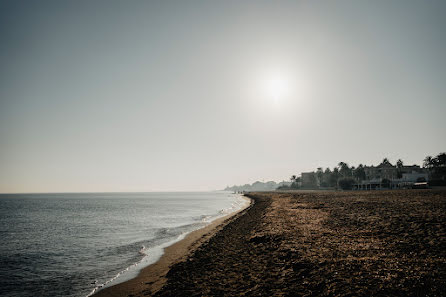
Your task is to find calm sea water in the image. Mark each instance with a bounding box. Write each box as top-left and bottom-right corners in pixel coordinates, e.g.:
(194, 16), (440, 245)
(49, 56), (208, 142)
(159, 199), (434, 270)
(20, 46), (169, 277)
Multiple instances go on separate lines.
(0, 192), (247, 297)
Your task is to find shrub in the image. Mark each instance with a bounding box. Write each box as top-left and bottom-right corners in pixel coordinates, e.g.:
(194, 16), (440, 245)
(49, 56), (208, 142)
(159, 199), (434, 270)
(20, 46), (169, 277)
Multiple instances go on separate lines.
(381, 178), (391, 188)
(338, 178), (355, 190)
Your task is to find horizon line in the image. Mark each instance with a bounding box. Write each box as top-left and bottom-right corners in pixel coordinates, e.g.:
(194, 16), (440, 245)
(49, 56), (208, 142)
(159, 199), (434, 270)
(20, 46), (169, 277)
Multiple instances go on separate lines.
(0, 190), (228, 195)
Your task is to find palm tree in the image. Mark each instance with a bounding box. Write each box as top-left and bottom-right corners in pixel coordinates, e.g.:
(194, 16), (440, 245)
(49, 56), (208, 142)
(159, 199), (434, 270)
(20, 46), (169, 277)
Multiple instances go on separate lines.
(380, 158), (392, 167)
(316, 167), (323, 187)
(289, 175), (299, 189)
(338, 162), (351, 177)
(396, 159), (403, 178)
(354, 164), (366, 182)
(331, 167), (340, 189)
(423, 156), (433, 168)
(323, 168), (332, 188)
(437, 153), (446, 167)
(338, 161), (347, 168)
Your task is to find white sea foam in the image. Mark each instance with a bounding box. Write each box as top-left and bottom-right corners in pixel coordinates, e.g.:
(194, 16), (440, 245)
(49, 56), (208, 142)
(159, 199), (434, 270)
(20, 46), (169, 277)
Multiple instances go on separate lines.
(87, 193), (249, 297)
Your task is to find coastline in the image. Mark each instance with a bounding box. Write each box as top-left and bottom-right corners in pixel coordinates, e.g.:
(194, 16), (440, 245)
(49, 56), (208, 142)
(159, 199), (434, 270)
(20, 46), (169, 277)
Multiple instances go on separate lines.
(155, 190), (446, 296)
(93, 195), (253, 297)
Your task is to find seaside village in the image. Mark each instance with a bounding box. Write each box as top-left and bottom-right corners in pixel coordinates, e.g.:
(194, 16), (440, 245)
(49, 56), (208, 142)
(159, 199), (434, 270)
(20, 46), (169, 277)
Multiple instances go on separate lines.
(299, 161), (428, 190)
(277, 153), (445, 191)
(227, 154), (446, 192)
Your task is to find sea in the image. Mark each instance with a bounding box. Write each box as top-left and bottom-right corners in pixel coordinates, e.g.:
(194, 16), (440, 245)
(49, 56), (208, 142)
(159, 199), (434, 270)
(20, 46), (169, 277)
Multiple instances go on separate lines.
(0, 191), (248, 297)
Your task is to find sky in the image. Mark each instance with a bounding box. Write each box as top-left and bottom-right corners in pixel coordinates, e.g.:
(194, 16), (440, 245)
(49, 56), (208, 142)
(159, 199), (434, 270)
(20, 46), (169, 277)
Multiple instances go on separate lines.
(1, 0), (445, 193)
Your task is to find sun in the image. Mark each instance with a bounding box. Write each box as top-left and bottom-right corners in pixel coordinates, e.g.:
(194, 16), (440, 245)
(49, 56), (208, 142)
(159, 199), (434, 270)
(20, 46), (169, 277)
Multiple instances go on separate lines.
(266, 75), (288, 104)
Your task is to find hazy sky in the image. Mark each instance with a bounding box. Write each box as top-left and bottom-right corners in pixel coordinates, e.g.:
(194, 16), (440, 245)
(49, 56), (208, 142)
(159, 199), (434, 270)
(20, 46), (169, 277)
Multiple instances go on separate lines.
(1, 0), (445, 192)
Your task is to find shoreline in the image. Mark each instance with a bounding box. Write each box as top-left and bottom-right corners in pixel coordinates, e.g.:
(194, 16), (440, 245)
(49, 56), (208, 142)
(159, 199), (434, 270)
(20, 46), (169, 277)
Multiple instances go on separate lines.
(93, 195), (253, 297)
(155, 190), (446, 296)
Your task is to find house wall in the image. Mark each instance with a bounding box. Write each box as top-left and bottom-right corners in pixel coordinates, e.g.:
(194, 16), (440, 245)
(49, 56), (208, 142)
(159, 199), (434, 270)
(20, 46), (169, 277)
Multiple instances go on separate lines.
(301, 172), (317, 188)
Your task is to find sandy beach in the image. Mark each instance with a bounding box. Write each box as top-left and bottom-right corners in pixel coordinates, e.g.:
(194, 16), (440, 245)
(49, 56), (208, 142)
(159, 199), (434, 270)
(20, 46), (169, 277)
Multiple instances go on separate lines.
(156, 190), (445, 296)
(95, 190), (445, 296)
(93, 196), (253, 297)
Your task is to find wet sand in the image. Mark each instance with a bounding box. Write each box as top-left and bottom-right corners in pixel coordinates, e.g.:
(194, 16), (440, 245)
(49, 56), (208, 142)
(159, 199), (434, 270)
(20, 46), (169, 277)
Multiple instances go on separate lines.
(155, 190), (446, 296)
(93, 196), (252, 297)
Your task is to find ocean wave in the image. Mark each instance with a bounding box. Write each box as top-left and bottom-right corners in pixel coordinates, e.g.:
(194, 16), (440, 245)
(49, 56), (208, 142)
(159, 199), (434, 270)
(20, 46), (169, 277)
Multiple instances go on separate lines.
(86, 245), (149, 297)
(85, 193), (248, 297)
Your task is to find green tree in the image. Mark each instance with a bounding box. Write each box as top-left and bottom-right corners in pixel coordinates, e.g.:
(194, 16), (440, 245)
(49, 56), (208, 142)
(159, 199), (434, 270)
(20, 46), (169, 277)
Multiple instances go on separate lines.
(338, 178), (355, 190)
(429, 153), (446, 183)
(380, 158), (393, 166)
(290, 175), (300, 189)
(396, 159), (403, 178)
(322, 168), (332, 187)
(353, 164), (366, 181)
(338, 162), (351, 177)
(316, 167), (323, 188)
(423, 156), (433, 169)
(330, 167), (340, 188)
(436, 153), (446, 167)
